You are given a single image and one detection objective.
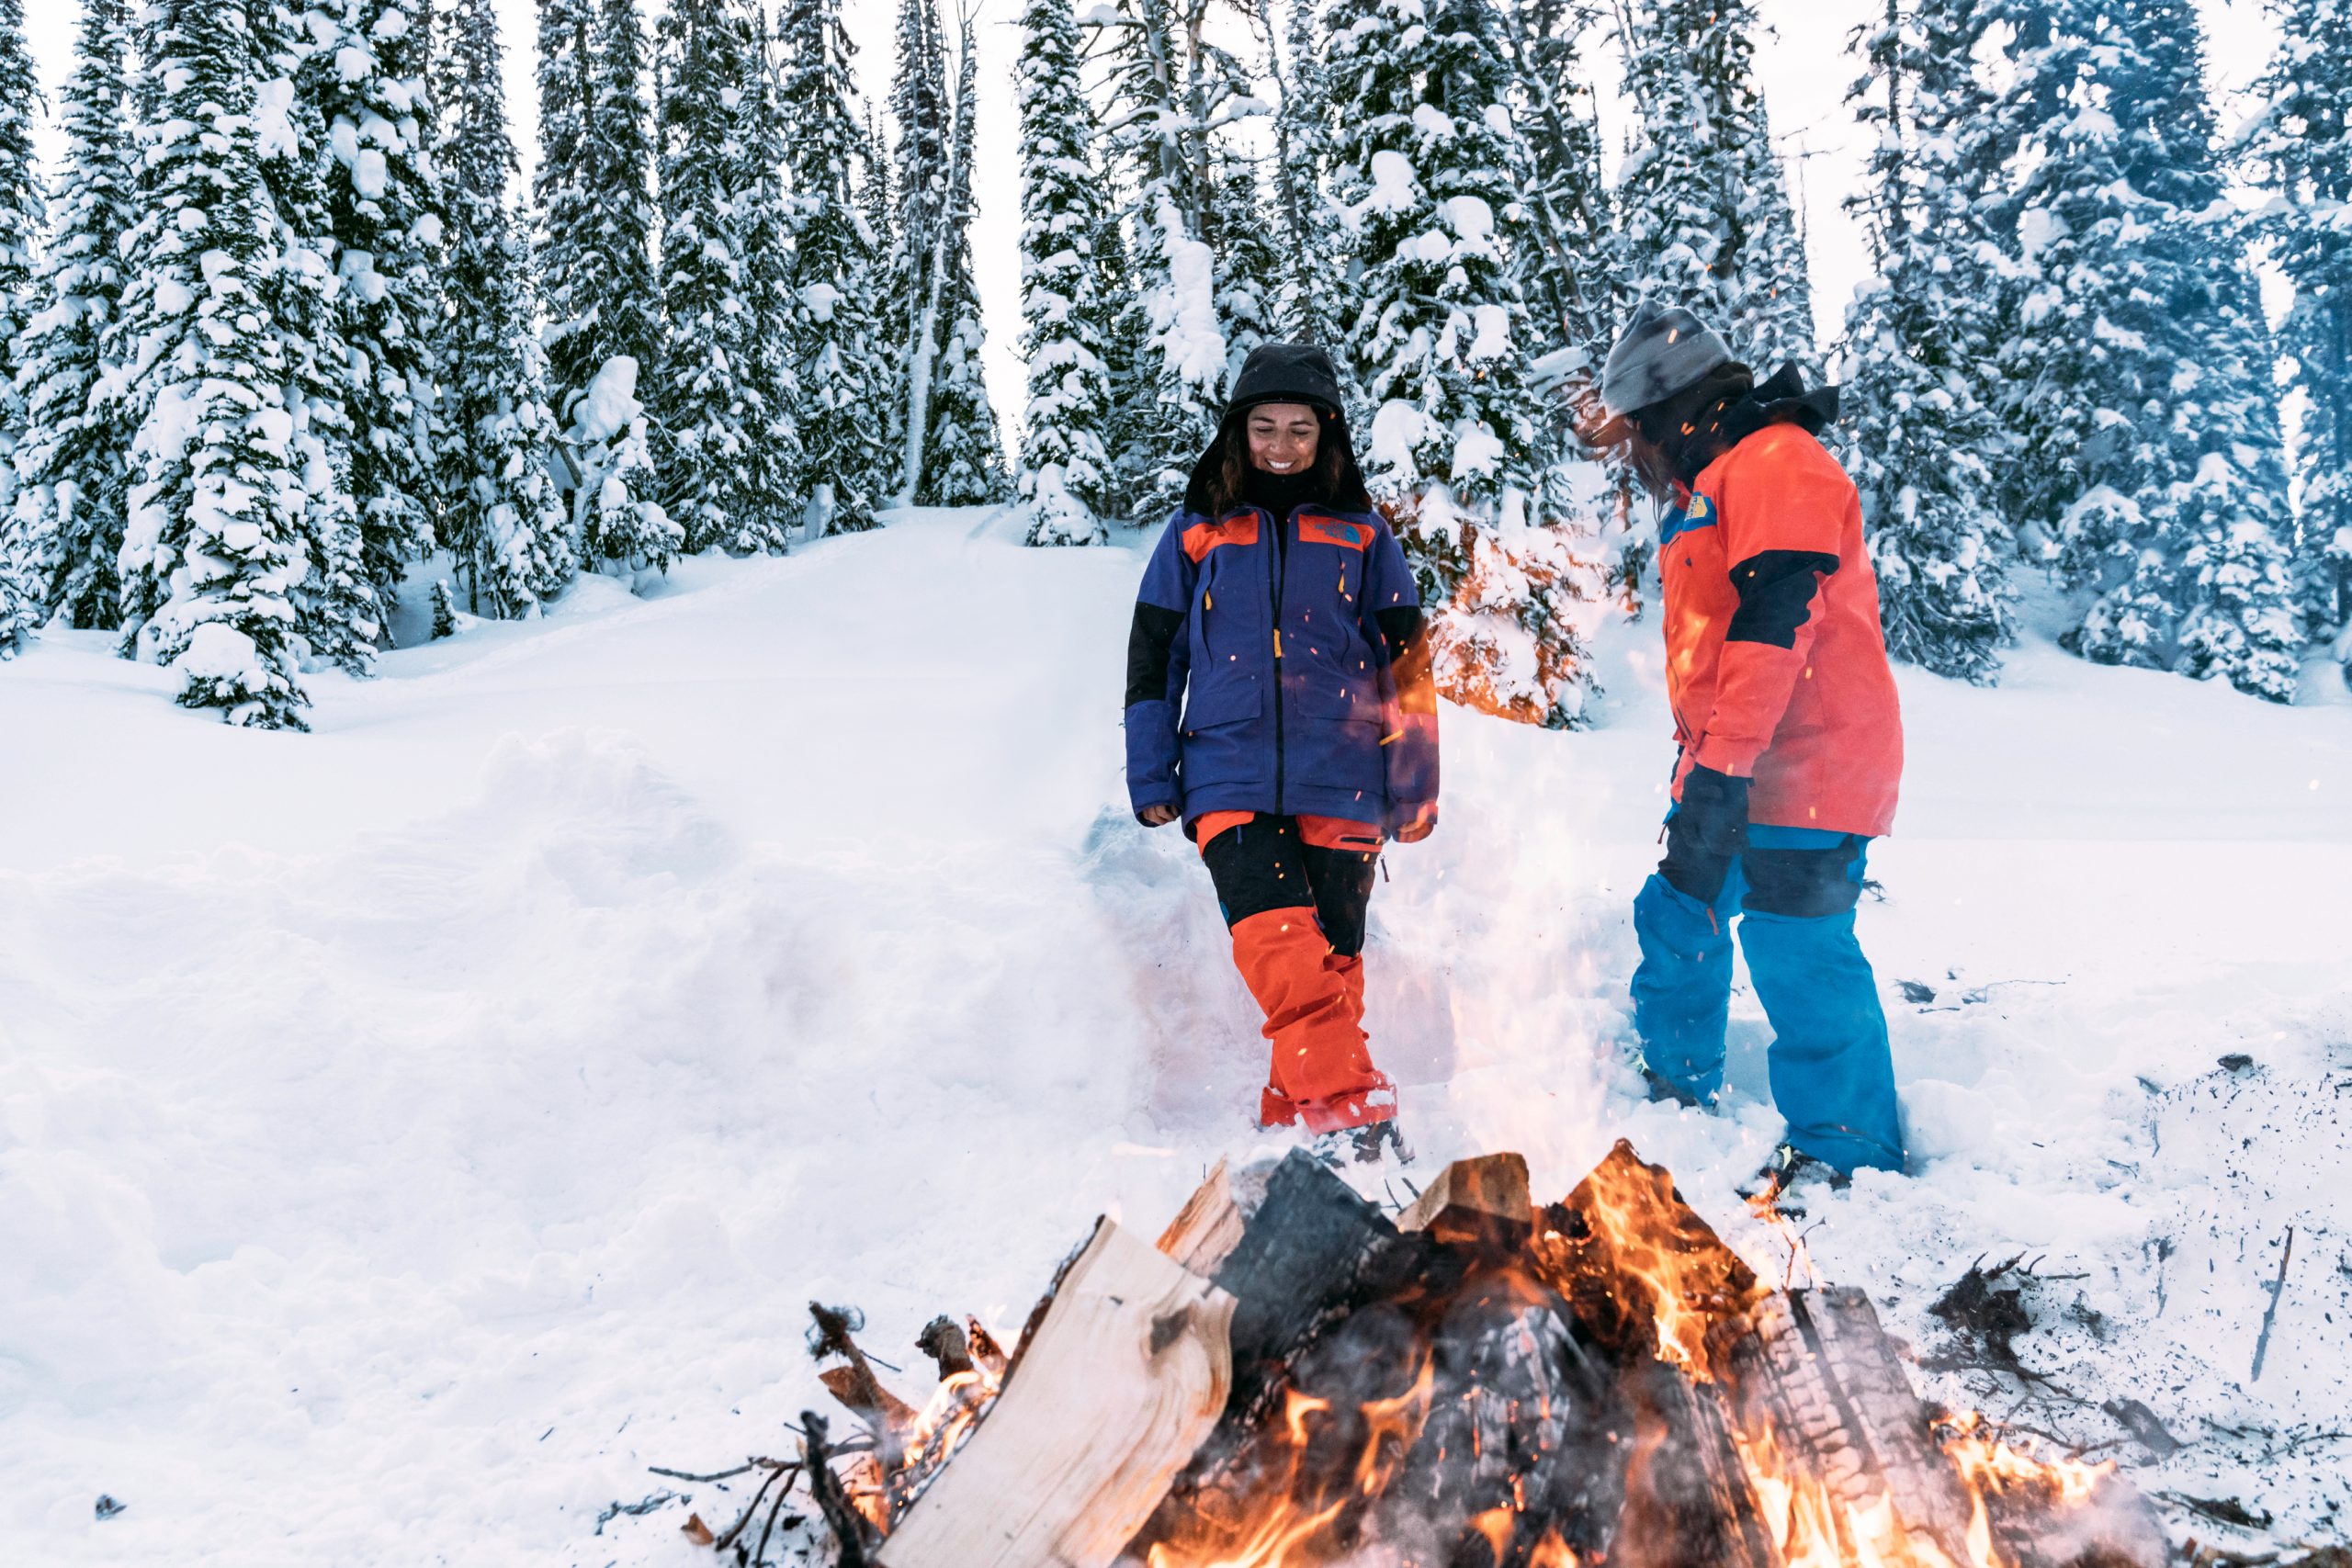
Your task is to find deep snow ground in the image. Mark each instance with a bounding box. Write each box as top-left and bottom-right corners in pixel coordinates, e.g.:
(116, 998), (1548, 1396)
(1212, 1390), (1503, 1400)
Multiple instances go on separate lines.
(2, 505), (2347, 1566)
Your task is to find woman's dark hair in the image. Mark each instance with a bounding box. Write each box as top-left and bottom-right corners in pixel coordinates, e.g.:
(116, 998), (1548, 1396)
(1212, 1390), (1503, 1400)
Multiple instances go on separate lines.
(1199, 403), (1347, 517)
(1624, 362), (1755, 501)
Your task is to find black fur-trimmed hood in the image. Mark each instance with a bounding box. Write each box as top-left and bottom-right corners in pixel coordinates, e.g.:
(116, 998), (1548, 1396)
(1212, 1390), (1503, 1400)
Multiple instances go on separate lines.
(1182, 343), (1375, 516)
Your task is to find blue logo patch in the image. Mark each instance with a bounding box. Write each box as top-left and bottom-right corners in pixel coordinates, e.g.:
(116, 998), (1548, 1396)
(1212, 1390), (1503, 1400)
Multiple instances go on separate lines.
(1659, 493), (1717, 546)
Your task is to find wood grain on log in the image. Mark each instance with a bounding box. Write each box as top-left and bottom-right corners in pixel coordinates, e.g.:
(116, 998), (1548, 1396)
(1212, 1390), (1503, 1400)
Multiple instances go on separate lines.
(877, 1221), (1236, 1568)
(1398, 1152), (1532, 1250)
(1157, 1158), (1247, 1277)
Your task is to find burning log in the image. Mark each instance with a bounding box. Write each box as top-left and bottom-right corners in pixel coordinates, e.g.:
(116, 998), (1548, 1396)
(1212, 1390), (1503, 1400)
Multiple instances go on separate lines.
(752, 1141), (2174, 1568)
(1714, 1287), (1984, 1564)
(1533, 1140), (1768, 1378)
(1179, 1150), (1423, 1427)
(1611, 1354), (1781, 1568)
(1398, 1151), (1534, 1252)
(877, 1220), (1236, 1568)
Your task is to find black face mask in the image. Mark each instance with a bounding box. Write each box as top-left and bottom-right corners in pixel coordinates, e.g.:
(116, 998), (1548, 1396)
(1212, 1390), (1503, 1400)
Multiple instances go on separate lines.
(1241, 462), (1324, 517)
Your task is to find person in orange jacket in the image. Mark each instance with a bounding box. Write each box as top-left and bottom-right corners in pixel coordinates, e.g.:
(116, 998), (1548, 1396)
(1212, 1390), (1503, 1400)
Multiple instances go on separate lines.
(1124, 344), (1439, 1166)
(1591, 300), (1906, 1191)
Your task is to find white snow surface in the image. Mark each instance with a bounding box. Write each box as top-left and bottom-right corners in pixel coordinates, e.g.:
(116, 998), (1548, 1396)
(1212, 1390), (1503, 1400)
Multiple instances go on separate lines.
(2, 507), (2348, 1565)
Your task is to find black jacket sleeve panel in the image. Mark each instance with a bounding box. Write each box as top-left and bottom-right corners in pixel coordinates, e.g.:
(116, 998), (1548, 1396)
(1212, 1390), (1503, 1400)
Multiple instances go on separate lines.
(1374, 604), (1437, 717)
(1724, 549), (1840, 649)
(1125, 603), (1186, 709)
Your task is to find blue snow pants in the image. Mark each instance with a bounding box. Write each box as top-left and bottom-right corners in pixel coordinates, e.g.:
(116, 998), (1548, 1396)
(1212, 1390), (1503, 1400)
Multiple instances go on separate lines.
(1629, 823), (1905, 1175)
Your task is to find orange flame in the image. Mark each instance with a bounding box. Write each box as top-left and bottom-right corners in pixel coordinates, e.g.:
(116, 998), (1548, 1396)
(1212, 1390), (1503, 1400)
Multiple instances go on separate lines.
(1941, 1414), (2112, 1509)
(1566, 1143), (1764, 1379)
(868, 1148), (2132, 1568)
(847, 1358), (1007, 1534)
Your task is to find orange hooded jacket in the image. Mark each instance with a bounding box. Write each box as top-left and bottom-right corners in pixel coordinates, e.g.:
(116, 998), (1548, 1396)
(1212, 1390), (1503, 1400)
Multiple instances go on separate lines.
(1660, 411), (1904, 838)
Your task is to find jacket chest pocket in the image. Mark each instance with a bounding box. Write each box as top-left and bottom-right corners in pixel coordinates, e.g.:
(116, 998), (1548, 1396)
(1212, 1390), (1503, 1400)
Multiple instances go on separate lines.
(1196, 547), (1265, 667)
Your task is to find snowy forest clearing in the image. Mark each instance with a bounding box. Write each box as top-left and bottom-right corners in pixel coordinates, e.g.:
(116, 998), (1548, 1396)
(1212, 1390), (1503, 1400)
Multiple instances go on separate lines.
(1, 505), (2347, 1566)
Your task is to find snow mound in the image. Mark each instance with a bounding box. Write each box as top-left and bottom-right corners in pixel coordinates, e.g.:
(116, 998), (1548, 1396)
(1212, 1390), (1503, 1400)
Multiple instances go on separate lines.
(1, 510), (2347, 1562)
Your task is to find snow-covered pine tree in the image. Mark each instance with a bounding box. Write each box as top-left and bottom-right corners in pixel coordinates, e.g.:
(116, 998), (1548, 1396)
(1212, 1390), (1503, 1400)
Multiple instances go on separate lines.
(1089, 192), (1154, 512)
(1261, 0), (1352, 355)
(436, 0), (574, 615)
(569, 355), (684, 570)
(1738, 108), (1817, 377)
(589, 0), (661, 383)
(1323, 0), (1602, 726)
(6, 0), (133, 641)
(1837, 0), (2013, 682)
(304, 0), (445, 615)
(114, 0), (312, 728)
(1997, 0), (2300, 699)
(534, 0), (594, 407)
(916, 10), (1007, 506)
(1613, 0), (1816, 375)
(781, 0), (889, 535)
(857, 107), (907, 506)
(1013, 0), (1114, 544)
(539, 0), (661, 417)
(0, 0), (41, 657)
(733, 5), (806, 540)
(885, 0), (950, 503)
(1206, 152), (1282, 395)
(1488, 0), (1609, 375)
(1095, 0), (1227, 523)
(0, 0), (40, 536)
(253, 0), (379, 674)
(656, 0), (775, 553)
(2245, 0), (2352, 675)
(1487, 0), (1634, 604)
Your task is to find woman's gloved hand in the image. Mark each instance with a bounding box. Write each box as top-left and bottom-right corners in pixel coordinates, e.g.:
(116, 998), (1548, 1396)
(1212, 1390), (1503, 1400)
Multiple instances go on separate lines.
(1137, 803), (1181, 827)
(1676, 766), (1749, 858)
(1393, 802), (1438, 843)
(1659, 765), (1748, 903)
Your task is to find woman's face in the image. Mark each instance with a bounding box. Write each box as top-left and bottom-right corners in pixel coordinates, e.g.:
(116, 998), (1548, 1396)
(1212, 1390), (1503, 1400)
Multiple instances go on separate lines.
(1246, 402), (1321, 475)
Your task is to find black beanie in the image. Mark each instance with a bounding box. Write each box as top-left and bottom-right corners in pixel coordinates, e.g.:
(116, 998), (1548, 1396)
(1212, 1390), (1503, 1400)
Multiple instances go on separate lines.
(1226, 343), (1345, 417)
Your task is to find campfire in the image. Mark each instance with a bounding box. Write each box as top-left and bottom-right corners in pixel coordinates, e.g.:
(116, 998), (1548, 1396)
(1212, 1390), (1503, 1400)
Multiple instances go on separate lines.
(701, 1142), (2166, 1568)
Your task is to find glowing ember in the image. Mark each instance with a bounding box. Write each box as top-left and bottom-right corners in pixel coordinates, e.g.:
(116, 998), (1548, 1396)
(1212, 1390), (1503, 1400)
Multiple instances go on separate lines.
(1939, 1413), (2114, 1511)
(820, 1145), (2162, 1568)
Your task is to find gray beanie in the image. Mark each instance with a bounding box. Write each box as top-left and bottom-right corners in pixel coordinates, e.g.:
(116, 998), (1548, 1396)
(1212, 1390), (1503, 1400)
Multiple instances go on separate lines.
(1592, 299), (1734, 442)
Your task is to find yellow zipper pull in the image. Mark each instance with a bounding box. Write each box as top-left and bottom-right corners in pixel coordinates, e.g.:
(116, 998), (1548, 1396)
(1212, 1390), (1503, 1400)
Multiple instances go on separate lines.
(1273, 629), (1283, 658)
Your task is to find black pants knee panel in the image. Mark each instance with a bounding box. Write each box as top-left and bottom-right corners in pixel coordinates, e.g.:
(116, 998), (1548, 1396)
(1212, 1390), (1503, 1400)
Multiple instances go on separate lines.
(1200, 816), (1378, 957)
(1300, 841), (1378, 957)
(1739, 838), (1865, 918)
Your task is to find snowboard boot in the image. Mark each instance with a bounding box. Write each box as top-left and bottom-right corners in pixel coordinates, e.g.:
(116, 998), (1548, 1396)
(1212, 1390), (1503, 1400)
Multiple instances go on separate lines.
(1309, 1116), (1415, 1172)
(1736, 1141), (1849, 1219)
(1641, 1065), (1715, 1111)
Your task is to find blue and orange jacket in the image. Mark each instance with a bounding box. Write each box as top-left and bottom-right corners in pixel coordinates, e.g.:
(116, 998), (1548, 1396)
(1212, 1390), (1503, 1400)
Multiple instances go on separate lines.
(1125, 503), (1440, 835)
(1661, 378), (1904, 837)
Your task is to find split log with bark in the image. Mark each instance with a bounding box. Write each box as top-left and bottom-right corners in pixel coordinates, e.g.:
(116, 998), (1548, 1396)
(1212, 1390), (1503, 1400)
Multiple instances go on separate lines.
(673, 1140), (2173, 1568)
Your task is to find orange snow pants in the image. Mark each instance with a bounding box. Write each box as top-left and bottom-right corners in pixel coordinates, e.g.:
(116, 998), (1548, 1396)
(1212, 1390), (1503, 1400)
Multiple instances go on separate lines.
(1194, 811), (1396, 1134)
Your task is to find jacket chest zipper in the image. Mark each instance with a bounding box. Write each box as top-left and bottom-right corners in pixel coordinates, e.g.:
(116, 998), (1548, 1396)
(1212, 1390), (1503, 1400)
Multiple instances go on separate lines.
(1269, 511), (1286, 814)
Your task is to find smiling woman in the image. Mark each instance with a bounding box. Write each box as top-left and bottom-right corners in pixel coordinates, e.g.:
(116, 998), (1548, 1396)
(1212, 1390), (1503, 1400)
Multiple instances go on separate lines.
(1122, 342), (1442, 1167)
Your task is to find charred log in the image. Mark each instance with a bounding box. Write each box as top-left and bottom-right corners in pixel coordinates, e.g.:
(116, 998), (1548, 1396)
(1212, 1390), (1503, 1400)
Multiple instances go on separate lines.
(1609, 1356), (1779, 1568)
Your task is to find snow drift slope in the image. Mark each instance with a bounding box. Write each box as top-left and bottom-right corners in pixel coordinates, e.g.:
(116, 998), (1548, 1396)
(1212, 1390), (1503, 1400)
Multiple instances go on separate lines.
(1, 504), (2347, 1565)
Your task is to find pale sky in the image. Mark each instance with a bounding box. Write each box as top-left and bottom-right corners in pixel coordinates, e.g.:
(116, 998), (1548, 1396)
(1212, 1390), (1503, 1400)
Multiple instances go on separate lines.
(21, 0), (2282, 455)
